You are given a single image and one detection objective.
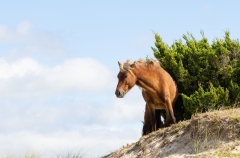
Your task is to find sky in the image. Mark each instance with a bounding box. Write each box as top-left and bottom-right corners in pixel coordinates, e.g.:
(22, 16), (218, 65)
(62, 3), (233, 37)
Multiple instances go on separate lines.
(0, 1), (240, 157)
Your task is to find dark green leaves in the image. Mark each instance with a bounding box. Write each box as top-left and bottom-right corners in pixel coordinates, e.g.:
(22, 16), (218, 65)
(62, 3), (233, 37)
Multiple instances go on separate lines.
(153, 31), (240, 119)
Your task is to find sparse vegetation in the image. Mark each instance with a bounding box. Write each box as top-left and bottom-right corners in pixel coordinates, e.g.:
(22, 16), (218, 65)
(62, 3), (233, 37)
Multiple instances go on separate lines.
(55, 151), (84, 158)
(1, 151), (84, 158)
(1, 153), (41, 158)
(104, 108), (240, 158)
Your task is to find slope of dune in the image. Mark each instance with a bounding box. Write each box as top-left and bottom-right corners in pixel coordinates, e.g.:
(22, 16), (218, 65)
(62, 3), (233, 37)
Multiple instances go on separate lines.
(103, 108), (240, 158)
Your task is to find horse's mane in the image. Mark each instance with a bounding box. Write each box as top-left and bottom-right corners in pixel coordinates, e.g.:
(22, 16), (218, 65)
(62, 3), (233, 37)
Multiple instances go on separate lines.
(120, 59), (160, 72)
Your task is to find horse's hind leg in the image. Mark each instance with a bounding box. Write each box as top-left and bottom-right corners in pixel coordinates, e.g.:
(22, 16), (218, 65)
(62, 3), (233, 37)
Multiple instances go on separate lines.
(165, 98), (176, 126)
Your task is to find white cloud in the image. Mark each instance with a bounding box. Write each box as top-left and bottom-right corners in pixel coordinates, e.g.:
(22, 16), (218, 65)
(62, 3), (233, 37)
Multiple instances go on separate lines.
(0, 21), (146, 158)
(46, 58), (115, 92)
(93, 88), (146, 125)
(0, 57), (114, 98)
(0, 90), (146, 133)
(0, 57), (145, 157)
(16, 21), (32, 35)
(0, 21), (32, 44)
(0, 58), (42, 80)
(0, 128), (141, 158)
(0, 21), (67, 60)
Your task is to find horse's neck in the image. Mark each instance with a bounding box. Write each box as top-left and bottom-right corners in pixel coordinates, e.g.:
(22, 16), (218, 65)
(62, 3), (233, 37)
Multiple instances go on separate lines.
(133, 68), (159, 93)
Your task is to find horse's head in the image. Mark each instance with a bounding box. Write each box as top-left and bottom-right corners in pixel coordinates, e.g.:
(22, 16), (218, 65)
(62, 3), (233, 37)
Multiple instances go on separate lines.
(115, 61), (137, 98)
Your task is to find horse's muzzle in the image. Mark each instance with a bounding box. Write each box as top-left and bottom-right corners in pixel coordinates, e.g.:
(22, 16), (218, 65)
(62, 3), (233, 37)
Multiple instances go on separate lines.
(115, 89), (125, 98)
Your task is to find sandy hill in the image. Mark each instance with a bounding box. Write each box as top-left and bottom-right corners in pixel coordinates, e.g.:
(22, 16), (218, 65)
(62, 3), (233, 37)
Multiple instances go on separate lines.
(103, 108), (240, 158)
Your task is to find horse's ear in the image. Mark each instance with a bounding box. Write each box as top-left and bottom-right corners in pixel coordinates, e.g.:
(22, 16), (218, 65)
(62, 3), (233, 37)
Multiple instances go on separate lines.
(118, 61), (121, 66)
(130, 61), (136, 68)
(118, 61), (124, 72)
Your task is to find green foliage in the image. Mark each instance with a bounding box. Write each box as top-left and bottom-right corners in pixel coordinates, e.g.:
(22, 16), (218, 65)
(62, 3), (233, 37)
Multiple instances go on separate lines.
(182, 83), (230, 118)
(152, 31), (240, 119)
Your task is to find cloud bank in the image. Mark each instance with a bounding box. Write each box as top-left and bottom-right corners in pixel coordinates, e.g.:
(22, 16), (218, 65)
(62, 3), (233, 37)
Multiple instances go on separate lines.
(0, 21), (146, 157)
(0, 56), (145, 157)
(0, 57), (114, 98)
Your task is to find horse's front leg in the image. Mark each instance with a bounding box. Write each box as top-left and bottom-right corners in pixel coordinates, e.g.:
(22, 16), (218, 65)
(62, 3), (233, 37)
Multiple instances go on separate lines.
(142, 104), (152, 136)
(147, 103), (156, 132)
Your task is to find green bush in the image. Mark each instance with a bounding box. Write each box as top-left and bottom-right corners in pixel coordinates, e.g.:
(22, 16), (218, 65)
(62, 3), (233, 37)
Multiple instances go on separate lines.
(152, 31), (240, 119)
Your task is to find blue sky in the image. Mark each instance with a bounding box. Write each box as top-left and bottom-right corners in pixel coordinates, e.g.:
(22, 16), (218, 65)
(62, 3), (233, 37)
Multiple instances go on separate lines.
(0, 1), (240, 157)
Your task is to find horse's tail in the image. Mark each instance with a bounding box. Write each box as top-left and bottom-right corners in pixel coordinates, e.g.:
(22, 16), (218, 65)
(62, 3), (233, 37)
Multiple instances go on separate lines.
(174, 93), (185, 122)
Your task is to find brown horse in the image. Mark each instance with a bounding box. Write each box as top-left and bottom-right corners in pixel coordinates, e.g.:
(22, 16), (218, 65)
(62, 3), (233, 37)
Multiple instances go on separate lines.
(115, 59), (178, 134)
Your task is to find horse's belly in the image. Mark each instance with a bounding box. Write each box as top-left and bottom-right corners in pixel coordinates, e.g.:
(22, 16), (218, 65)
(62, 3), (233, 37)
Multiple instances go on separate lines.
(154, 102), (165, 110)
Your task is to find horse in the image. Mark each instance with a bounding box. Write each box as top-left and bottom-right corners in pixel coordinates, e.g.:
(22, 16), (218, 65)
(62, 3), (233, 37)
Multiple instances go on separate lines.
(115, 59), (178, 134)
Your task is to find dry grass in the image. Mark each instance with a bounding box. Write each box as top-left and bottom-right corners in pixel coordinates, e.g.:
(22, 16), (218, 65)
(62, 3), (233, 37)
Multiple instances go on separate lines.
(190, 108), (240, 155)
(103, 108), (240, 158)
(1, 151), (84, 158)
(1, 152), (41, 158)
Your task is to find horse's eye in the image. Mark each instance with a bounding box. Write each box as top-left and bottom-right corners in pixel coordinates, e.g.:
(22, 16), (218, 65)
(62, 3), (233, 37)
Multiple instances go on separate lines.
(124, 75), (128, 78)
